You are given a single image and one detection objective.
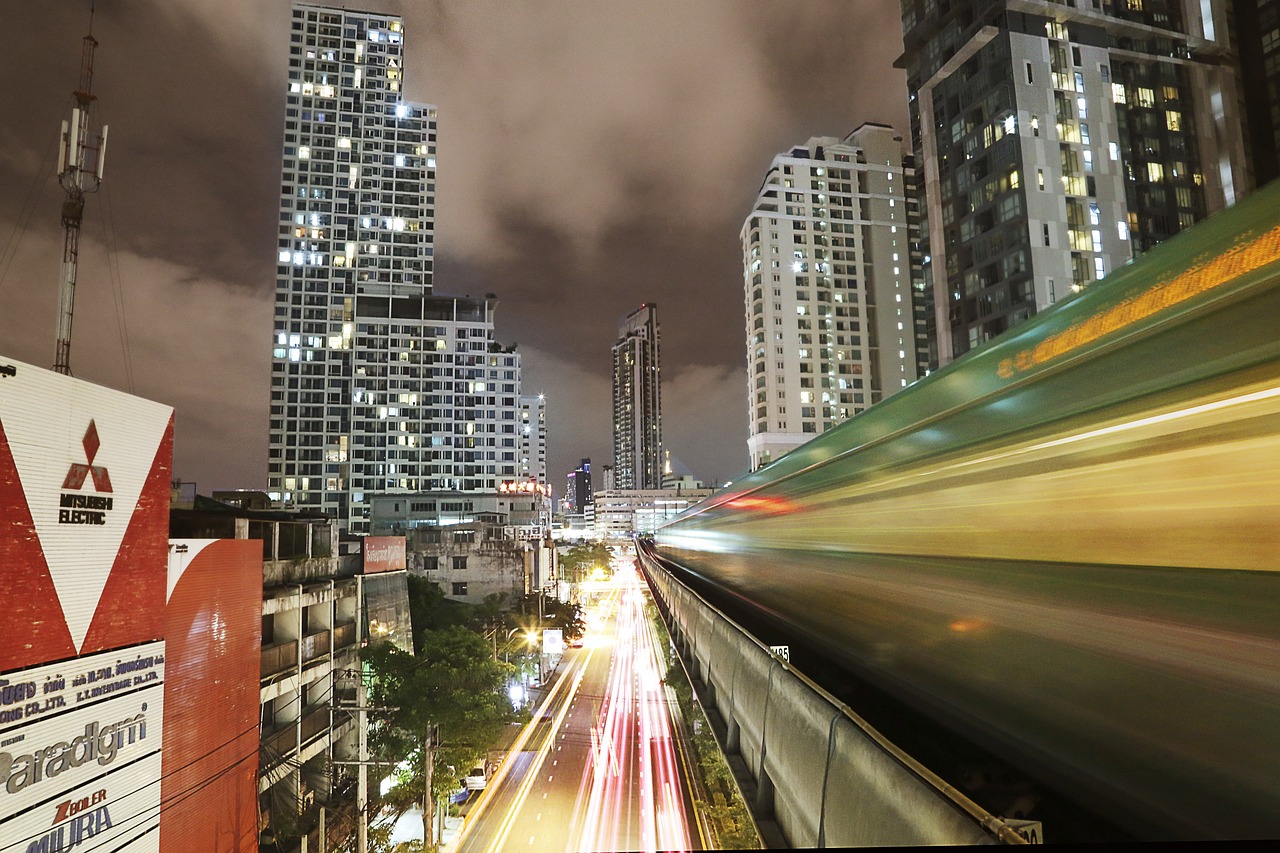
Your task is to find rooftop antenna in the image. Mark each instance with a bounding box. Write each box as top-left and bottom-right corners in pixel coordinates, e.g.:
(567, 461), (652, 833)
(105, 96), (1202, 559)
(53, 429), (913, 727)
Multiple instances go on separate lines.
(53, 2), (108, 375)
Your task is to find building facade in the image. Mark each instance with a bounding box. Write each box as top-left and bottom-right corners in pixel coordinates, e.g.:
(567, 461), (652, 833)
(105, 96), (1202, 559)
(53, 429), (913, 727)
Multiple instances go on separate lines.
(518, 393), (548, 486)
(368, 491), (552, 605)
(1232, 0), (1280, 186)
(594, 487), (713, 539)
(268, 4), (527, 533)
(611, 304), (664, 488)
(565, 457), (593, 514)
(742, 124), (928, 471)
(898, 0), (1248, 367)
(170, 499), (369, 852)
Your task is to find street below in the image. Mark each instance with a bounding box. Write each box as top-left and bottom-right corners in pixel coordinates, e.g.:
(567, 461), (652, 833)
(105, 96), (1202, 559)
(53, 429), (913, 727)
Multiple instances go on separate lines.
(453, 565), (702, 853)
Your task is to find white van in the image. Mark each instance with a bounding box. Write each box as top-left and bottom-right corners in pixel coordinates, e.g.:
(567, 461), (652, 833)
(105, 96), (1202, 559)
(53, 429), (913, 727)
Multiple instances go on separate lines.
(464, 765), (488, 790)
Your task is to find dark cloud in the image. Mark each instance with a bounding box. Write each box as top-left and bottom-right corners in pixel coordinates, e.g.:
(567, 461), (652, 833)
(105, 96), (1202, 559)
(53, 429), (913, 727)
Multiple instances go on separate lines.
(1, 0), (905, 493)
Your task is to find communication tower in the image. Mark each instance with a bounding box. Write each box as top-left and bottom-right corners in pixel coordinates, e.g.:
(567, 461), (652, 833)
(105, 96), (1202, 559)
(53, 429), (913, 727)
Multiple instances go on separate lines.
(53, 13), (109, 375)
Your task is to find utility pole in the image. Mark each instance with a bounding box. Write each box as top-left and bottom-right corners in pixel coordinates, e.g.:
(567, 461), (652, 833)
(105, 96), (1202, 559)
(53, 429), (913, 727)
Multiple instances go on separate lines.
(53, 7), (109, 375)
(423, 724), (438, 850)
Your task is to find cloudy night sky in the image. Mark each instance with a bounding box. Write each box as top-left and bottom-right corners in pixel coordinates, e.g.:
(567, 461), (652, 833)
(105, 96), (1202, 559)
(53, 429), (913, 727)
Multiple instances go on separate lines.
(0, 0), (909, 493)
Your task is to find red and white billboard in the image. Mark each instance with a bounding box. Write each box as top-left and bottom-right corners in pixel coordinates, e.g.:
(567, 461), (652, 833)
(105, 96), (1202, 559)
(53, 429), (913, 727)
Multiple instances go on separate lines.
(0, 646), (164, 852)
(364, 535), (406, 573)
(0, 356), (173, 672)
(161, 539), (260, 852)
(2, 360), (260, 851)
(1, 356), (173, 850)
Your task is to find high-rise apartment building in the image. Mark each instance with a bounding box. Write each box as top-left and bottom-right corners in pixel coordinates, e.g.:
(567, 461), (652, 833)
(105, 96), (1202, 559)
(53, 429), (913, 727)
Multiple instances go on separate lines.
(1232, 0), (1280, 186)
(518, 393), (547, 486)
(898, 0), (1248, 367)
(268, 4), (523, 532)
(742, 125), (928, 471)
(611, 304), (663, 489)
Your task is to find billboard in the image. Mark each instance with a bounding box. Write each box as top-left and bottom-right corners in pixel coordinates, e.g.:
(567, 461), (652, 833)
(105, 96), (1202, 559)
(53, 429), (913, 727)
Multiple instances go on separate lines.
(161, 540), (260, 852)
(0, 355), (173, 672)
(0, 647), (164, 852)
(1, 356), (173, 851)
(364, 535), (406, 573)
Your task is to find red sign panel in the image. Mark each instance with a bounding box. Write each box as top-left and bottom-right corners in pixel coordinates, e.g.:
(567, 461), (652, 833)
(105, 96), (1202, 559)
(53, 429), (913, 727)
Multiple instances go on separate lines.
(364, 535), (406, 573)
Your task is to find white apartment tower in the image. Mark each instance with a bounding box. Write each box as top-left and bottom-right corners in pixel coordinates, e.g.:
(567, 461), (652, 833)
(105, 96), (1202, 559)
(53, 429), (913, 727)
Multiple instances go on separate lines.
(518, 394), (547, 486)
(742, 124), (928, 472)
(269, 4), (522, 532)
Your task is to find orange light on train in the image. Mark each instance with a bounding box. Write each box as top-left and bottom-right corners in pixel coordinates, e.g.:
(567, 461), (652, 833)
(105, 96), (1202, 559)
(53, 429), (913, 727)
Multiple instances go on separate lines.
(724, 495), (793, 514)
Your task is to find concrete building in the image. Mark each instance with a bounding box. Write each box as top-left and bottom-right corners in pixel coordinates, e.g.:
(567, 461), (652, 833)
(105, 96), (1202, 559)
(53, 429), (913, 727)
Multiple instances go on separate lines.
(170, 498), (379, 852)
(565, 457), (594, 517)
(612, 304), (664, 489)
(742, 125), (928, 471)
(268, 4), (527, 532)
(1232, 0), (1280, 186)
(518, 393), (548, 486)
(368, 491), (553, 605)
(898, 0), (1249, 367)
(594, 487), (713, 540)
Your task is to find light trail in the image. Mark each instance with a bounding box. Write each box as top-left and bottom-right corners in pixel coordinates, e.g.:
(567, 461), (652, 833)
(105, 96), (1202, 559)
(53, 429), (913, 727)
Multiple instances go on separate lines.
(575, 566), (692, 853)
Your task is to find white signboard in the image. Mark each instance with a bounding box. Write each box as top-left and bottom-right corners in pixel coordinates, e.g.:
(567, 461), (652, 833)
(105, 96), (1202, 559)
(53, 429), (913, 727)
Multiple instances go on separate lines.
(0, 644), (164, 852)
(543, 629), (564, 656)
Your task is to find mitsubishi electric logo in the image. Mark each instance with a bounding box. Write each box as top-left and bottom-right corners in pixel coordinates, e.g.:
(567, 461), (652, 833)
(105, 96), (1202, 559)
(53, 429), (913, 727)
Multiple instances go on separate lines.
(59, 421), (114, 526)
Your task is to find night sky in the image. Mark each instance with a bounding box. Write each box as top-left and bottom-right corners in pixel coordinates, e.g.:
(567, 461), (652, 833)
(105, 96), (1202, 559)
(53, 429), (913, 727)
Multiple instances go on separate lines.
(0, 0), (908, 494)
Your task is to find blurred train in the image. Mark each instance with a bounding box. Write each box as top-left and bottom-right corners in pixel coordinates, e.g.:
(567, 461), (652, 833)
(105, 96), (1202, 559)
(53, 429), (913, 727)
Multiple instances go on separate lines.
(654, 181), (1280, 839)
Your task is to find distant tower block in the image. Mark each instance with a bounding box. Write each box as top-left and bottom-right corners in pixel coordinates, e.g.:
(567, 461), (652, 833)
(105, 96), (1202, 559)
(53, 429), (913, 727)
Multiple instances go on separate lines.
(53, 18), (109, 375)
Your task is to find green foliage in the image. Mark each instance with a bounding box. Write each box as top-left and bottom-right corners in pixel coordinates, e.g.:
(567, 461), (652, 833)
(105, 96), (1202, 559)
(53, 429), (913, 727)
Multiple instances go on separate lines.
(514, 592), (585, 642)
(364, 628), (518, 808)
(557, 541), (612, 584)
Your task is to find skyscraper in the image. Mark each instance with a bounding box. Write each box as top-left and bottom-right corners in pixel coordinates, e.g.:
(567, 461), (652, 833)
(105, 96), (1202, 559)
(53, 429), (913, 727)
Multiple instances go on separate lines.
(898, 0), (1248, 367)
(742, 125), (928, 471)
(268, 4), (522, 532)
(566, 458), (593, 515)
(611, 304), (663, 489)
(518, 393), (547, 486)
(1232, 0), (1280, 186)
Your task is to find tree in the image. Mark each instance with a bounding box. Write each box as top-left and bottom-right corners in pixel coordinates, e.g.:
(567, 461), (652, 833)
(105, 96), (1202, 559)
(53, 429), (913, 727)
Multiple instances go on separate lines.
(515, 592), (585, 643)
(557, 541), (612, 584)
(364, 627), (517, 850)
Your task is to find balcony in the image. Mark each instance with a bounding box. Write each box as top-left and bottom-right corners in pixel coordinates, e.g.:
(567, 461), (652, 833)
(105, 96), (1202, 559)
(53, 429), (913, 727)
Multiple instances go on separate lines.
(264, 555), (348, 586)
(300, 705), (330, 745)
(333, 621), (357, 651)
(261, 722), (298, 767)
(301, 630), (331, 664)
(261, 640), (299, 679)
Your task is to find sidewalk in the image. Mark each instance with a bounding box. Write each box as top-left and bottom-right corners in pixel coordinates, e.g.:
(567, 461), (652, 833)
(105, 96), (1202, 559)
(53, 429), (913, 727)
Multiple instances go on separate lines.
(383, 804), (466, 850)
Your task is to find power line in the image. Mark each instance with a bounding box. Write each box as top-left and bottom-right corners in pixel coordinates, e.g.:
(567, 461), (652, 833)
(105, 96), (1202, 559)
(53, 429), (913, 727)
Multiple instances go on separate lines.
(0, 129), (59, 296)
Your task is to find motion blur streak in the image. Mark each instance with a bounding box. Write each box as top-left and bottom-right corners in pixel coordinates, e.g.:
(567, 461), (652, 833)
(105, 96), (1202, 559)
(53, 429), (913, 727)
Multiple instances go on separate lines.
(576, 567), (691, 853)
(654, 181), (1280, 838)
(453, 650), (583, 853)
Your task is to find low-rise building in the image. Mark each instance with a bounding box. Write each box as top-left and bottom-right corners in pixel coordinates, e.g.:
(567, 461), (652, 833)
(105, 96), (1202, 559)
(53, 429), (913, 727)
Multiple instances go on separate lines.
(369, 491), (553, 605)
(594, 487), (714, 539)
(170, 497), (370, 852)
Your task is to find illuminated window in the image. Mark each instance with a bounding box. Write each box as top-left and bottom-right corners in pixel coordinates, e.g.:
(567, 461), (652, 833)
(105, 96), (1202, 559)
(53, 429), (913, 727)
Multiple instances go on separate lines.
(1166, 111), (1181, 131)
